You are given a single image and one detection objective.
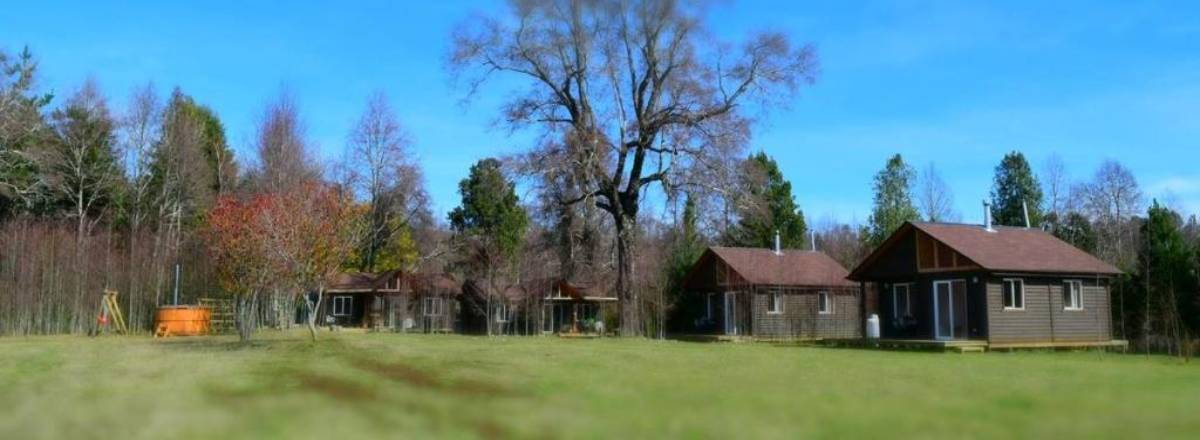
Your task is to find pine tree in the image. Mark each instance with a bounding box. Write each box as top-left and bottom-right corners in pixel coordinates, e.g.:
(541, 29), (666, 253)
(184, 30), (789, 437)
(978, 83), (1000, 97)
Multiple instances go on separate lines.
(990, 151), (1044, 227)
(724, 152), (807, 249)
(864, 154), (919, 248)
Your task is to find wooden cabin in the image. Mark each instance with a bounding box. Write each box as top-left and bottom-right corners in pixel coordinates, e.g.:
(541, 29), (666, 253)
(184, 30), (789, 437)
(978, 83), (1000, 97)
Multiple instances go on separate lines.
(540, 279), (617, 335)
(679, 246), (861, 339)
(848, 221), (1123, 348)
(321, 271), (461, 332)
(461, 280), (537, 335)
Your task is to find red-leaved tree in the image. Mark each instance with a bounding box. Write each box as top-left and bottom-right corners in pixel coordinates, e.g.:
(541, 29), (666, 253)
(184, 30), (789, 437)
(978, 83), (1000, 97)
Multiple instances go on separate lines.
(260, 183), (364, 341)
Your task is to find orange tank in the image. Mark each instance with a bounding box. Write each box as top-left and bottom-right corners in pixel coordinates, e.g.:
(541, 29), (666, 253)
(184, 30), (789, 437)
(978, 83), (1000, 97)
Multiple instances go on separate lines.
(154, 306), (212, 337)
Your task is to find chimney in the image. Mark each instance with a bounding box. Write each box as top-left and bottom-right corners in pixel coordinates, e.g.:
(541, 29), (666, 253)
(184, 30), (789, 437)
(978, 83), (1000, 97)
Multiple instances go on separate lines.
(1022, 200), (1031, 229)
(983, 200), (995, 232)
(810, 230), (816, 252)
(773, 230), (782, 255)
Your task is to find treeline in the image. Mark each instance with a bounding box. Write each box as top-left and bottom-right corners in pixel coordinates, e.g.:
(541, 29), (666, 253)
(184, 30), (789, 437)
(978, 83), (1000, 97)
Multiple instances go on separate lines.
(0, 47), (441, 336)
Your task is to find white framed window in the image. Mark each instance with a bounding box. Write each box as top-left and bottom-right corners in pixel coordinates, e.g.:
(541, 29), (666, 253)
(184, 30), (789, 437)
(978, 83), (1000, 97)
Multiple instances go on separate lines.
(767, 289), (783, 314)
(1063, 280), (1083, 311)
(1002, 279), (1025, 310)
(818, 291), (832, 315)
(331, 296), (353, 316)
(494, 302), (511, 323)
(423, 296), (443, 316)
(892, 284), (912, 319)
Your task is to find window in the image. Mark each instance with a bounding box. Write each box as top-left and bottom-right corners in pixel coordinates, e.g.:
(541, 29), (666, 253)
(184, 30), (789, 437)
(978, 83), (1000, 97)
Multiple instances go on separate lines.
(892, 284), (912, 319)
(818, 291), (832, 314)
(1064, 280), (1083, 310)
(494, 302), (511, 323)
(423, 296), (443, 316)
(1002, 279), (1025, 310)
(331, 296), (352, 316)
(767, 290), (783, 314)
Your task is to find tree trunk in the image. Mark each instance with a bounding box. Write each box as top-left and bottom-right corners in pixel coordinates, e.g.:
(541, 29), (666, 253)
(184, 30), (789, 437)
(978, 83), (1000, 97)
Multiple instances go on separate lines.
(306, 287), (322, 342)
(614, 216), (641, 337)
(236, 293), (258, 342)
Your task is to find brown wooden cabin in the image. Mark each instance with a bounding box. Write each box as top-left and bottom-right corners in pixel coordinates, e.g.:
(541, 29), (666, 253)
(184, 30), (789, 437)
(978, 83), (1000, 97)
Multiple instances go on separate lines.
(321, 271), (462, 333)
(848, 222), (1122, 346)
(679, 246), (861, 339)
(461, 280), (539, 335)
(539, 278), (617, 335)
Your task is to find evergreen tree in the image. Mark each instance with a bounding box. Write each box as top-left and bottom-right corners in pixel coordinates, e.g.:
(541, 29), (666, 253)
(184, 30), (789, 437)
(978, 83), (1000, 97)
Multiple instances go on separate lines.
(449, 158), (529, 259)
(449, 158), (529, 336)
(724, 152), (807, 249)
(863, 154), (919, 248)
(1048, 211), (1097, 253)
(44, 80), (122, 240)
(665, 194), (707, 331)
(1137, 201), (1195, 354)
(0, 47), (54, 218)
(146, 89), (236, 225)
(990, 151), (1044, 227)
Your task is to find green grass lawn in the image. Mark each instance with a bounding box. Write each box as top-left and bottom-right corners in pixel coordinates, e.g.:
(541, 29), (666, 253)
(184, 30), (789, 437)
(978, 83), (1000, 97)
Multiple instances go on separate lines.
(1, 332), (1197, 439)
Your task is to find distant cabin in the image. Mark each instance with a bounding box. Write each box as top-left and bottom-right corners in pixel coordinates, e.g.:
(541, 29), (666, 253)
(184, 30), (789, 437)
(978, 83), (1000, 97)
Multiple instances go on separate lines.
(679, 246), (861, 339)
(321, 271), (461, 332)
(848, 222), (1123, 347)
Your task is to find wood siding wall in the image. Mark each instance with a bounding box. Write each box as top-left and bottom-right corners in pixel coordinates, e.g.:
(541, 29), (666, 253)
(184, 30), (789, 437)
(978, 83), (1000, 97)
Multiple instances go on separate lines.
(750, 286), (861, 339)
(985, 277), (1111, 343)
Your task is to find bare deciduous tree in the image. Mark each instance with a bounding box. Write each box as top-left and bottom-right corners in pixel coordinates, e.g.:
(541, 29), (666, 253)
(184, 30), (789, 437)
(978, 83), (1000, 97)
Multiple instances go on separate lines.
(449, 0), (818, 335)
(917, 162), (957, 223)
(1081, 159), (1143, 269)
(251, 89), (319, 193)
(1042, 154), (1068, 217)
(342, 91), (433, 272)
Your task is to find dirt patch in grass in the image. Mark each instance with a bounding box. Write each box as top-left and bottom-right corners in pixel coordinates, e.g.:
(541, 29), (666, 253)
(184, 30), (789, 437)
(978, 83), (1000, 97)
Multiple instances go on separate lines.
(294, 372), (377, 402)
(349, 357), (514, 397)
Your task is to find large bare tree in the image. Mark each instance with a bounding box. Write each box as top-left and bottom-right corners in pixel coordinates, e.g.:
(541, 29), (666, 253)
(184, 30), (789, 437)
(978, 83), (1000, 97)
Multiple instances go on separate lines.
(449, 0), (818, 335)
(341, 91), (432, 272)
(251, 89), (319, 193)
(917, 162), (957, 222)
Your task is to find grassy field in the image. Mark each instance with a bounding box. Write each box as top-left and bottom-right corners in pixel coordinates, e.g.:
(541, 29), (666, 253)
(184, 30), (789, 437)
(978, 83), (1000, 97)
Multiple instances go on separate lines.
(1, 332), (1197, 439)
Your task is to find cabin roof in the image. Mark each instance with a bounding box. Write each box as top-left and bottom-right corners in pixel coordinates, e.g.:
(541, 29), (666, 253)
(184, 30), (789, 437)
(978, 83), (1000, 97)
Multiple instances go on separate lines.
(684, 246), (856, 289)
(327, 271), (460, 295)
(848, 222), (1122, 280)
(327, 271), (400, 292)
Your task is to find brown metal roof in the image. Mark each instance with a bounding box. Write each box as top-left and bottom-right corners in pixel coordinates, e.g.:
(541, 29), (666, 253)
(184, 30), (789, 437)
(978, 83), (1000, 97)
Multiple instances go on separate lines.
(911, 222), (1121, 275)
(689, 246), (856, 288)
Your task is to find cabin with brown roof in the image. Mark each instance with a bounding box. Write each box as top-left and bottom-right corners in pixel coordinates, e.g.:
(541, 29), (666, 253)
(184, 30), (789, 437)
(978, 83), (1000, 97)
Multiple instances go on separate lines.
(848, 221), (1124, 348)
(321, 271), (462, 332)
(679, 245), (861, 339)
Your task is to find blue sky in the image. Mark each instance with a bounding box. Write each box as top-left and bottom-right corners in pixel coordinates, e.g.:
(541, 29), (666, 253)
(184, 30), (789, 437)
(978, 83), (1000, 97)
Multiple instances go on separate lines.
(4, 1), (1199, 225)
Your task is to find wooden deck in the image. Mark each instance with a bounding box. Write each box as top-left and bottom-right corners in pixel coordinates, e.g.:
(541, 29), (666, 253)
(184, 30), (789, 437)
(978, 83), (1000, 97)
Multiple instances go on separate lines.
(825, 338), (1129, 353)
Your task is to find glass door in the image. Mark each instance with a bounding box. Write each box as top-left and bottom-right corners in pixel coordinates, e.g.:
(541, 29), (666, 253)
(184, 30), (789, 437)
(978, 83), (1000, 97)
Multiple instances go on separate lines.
(933, 280), (969, 340)
(934, 281), (952, 340)
(724, 292), (739, 335)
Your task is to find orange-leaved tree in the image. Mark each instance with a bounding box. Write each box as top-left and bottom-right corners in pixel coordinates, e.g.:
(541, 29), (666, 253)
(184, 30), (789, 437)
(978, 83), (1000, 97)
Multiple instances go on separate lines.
(260, 182), (365, 341)
(205, 195), (278, 342)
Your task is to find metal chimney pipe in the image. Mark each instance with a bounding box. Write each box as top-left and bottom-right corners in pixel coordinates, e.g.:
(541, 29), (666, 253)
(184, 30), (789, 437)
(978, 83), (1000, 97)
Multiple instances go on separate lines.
(810, 230), (816, 252)
(983, 200), (995, 232)
(1022, 200), (1031, 229)
(774, 230), (782, 255)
